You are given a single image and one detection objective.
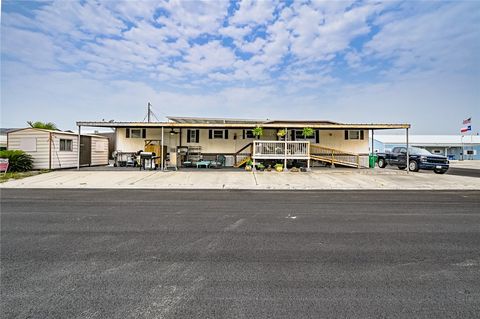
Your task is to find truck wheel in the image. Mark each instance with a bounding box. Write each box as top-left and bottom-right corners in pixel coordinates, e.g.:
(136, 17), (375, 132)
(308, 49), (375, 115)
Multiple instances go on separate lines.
(398, 166), (406, 170)
(408, 160), (419, 172)
(378, 158), (387, 168)
(434, 168), (447, 174)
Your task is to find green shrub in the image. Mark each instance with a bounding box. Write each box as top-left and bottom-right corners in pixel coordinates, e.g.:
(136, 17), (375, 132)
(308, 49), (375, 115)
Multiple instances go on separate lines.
(0, 150), (34, 172)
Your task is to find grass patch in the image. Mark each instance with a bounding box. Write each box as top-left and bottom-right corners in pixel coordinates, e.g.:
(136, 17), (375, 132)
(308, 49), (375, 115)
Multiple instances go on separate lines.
(0, 170), (49, 183)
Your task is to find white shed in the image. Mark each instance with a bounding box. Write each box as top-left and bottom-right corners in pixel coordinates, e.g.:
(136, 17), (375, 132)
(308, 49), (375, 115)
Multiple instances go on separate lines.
(7, 128), (109, 169)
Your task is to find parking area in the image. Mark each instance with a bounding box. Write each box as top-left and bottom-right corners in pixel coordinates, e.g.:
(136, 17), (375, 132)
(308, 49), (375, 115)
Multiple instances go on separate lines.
(1, 166), (479, 189)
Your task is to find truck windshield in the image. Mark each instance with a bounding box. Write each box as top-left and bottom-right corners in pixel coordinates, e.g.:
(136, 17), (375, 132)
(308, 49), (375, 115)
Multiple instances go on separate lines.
(409, 147), (432, 155)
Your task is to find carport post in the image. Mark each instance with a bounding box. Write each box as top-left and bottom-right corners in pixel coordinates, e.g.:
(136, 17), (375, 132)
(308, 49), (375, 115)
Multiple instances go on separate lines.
(406, 128), (410, 173)
(77, 125), (81, 170)
(371, 129), (374, 169)
(161, 127), (164, 171)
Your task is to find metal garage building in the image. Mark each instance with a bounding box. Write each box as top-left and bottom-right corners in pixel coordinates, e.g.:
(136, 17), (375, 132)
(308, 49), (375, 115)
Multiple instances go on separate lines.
(7, 128), (109, 169)
(374, 135), (480, 160)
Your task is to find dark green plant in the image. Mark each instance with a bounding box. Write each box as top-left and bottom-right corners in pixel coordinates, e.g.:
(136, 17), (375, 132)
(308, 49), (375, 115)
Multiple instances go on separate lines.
(302, 127), (314, 139)
(0, 150), (34, 172)
(27, 121), (58, 130)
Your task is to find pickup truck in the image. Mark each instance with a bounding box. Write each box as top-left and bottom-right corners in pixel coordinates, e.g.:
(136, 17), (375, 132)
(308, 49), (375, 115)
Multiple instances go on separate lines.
(377, 147), (449, 174)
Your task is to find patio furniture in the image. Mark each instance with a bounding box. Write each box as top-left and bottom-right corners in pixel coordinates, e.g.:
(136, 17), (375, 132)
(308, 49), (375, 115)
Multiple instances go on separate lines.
(196, 160), (211, 168)
(210, 155), (226, 168)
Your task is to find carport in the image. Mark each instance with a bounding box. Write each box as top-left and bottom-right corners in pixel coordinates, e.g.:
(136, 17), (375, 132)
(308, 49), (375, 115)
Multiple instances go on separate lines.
(76, 119), (411, 172)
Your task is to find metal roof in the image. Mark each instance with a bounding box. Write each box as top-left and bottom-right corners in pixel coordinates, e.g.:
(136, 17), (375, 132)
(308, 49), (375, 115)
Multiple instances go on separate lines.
(375, 135), (480, 146)
(167, 116), (266, 124)
(7, 127), (108, 139)
(78, 117), (410, 130)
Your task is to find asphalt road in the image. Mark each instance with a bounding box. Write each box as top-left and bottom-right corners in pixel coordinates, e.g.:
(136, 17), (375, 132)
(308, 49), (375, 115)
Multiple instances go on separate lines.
(2, 189), (480, 318)
(446, 167), (480, 178)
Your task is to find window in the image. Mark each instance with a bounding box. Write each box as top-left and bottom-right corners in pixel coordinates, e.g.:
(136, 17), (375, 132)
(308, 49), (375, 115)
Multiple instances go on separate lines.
(19, 137), (37, 152)
(345, 130), (364, 140)
(294, 130), (316, 140)
(244, 130), (254, 139)
(130, 129), (142, 138)
(126, 128), (146, 138)
(187, 129), (200, 143)
(433, 150), (442, 154)
(60, 139), (73, 151)
(213, 130), (224, 139)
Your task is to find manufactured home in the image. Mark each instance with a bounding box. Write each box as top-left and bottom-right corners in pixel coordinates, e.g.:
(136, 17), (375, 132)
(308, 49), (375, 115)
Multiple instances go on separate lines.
(7, 128), (109, 169)
(77, 117), (410, 170)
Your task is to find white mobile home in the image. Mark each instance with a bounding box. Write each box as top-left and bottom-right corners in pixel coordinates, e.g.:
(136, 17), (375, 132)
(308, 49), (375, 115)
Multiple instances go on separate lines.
(77, 117), (410, 169)
(7, 128), (109, 169)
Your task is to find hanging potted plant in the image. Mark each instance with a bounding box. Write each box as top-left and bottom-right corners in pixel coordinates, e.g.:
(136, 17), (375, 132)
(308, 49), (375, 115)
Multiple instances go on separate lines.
(252, 126), (263, 138)
(302, 127), (314, 139)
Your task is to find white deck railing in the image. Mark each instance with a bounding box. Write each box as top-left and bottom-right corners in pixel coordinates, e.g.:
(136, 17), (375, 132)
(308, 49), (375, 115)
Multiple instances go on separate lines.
(253, 141), (310, 159)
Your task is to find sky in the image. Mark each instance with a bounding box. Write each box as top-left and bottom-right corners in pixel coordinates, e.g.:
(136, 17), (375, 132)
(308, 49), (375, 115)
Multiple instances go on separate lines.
(1, 0), (479, 134)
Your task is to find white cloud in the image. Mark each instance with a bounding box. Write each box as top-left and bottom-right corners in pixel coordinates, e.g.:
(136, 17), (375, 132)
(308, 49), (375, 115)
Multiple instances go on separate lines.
(230, 0), (278, 25)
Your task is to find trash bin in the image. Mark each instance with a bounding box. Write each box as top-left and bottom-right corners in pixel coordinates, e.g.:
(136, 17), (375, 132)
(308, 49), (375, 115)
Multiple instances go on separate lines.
(369, 154), (378, 168)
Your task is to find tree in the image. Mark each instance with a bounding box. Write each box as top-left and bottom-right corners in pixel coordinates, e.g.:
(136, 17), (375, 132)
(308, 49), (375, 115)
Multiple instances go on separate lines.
(27, 121), (58, 130)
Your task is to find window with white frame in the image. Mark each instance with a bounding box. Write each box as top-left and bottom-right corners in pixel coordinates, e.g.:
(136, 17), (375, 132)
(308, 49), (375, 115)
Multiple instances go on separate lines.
(349, 130), (360, 140)
(189, 129), (198, 143)
(345, 130), (364, 140)
(130, 129), (142, 138)
(213, 130), (224, 139)
(59, 139), (73, 151)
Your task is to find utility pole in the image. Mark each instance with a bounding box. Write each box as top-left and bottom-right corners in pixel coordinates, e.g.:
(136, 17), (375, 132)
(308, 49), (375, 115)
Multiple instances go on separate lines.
(147, 102), (151, 123)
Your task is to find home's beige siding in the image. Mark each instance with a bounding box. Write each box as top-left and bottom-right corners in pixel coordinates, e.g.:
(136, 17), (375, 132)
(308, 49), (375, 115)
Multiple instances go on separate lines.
(318, 130), (369, 154)
(91, 136), (109, 166)
(115, 128), (369, 155)
(7, 128), (51, 169)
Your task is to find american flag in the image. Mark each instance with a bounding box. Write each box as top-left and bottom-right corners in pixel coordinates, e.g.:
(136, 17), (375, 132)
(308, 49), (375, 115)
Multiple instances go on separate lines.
(463, 117), (471, 124)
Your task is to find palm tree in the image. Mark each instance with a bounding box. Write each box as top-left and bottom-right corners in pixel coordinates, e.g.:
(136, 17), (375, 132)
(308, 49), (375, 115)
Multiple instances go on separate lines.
(27, 121), (58, 130)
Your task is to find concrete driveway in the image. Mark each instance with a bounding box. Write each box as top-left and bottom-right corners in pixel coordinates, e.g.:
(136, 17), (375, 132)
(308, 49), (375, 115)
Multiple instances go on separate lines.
(1, 168), (479, 190)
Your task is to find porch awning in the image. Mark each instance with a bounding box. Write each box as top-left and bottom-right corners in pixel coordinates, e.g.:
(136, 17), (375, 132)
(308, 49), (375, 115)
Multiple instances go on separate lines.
(76, 121), (410, 130)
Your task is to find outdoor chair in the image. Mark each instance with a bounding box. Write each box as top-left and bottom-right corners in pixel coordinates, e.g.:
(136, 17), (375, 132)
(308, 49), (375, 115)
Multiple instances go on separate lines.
(210, 155), (226, 168)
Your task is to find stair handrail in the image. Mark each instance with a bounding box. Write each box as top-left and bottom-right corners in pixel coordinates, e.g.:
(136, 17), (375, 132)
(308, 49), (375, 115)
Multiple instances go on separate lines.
(310, 144), (361, 168)
(234, 142), (253, 164)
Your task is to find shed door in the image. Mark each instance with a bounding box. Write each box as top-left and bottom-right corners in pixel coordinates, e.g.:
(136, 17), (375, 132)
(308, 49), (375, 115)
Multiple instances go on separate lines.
(80, 136), (91, 166)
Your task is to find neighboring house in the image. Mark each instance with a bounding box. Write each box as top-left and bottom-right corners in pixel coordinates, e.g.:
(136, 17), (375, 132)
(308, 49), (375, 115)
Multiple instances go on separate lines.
(77, 117), (409, 169)
(0, 128), (18, 150)
(7, 128), (109, 169)
(375, 135), (480, 160)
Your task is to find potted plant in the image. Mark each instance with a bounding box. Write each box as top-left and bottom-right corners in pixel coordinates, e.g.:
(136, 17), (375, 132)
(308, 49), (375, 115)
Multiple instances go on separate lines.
(274, 163), (284, 172)
(302, 127), (314, 139)
(277, 129), (286, 138)
(245, 159), (253, 171)
(266, 165), (272, 172)
(290, 166), (299, 172)
(256, 163), (265, 171)
(252, 126), (263, 138)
